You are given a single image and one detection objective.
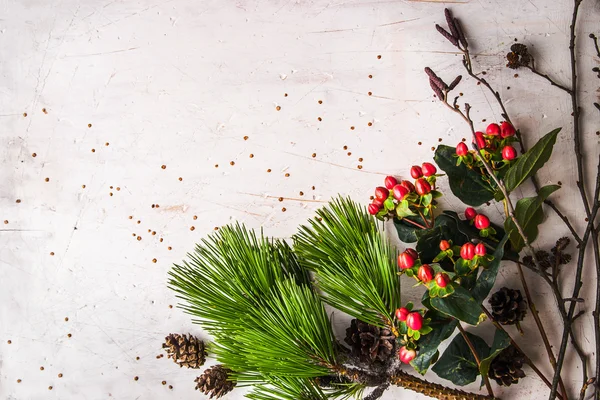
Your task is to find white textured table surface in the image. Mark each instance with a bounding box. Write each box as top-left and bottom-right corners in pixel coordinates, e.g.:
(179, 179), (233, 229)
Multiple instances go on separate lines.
(1, 0), (599, 399)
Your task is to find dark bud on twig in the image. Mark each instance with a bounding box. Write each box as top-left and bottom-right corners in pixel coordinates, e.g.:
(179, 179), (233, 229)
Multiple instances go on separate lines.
(506, 43), (532, 69)
(424, 67), (448, 90)
(429, 79), (444, 100)
(435, 24), (458, 47)
(594, 103), (600, 112)
(454, 18), (468, 49)
(448, 75), (462, 90)
(444, 9), (459, 39)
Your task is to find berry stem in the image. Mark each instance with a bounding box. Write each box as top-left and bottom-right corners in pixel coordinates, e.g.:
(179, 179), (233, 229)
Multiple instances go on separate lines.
(400, 218), (427, 230)
(457, 323), (494, 398)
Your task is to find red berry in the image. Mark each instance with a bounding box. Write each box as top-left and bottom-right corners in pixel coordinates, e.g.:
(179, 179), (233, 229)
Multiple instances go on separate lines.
(406, 312), (423, 331)
(439, 240), (451, 251)
(392, 184), (409, 201)
(374, 186), (389, 201)
(415, 179), (431, 196)
(474, 131), (486, 149)
(500, 121), (516, 138)
(372, 197), (384, 207)
(405, 248), (419, 260)
(399, 346), (416, 364)
(410, 165), (423, 179)
(398, 252), (415, 270)
(435, 273), (450, 288)
(395, 307), (409, 321)
(400, 180), (415, 192)
(384, 176), (398, 190)
(486, 123), (501, 136)
(502, 145), (517, 161)
(456, 142), (469, 156)
(475, 243), (487, 256)
(368, 203), (380, 215)
(421, 162), (437, 177)
(464, 207), (477, 220)
(460, 243), (476, 260)
(474, 214), (490, 230)
(417, 264), (434, 283)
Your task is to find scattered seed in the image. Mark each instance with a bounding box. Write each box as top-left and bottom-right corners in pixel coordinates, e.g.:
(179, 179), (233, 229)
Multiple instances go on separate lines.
(514, 74), (519, 78)
(134, 376), (139, 381)
(431, 147), (435, 151)
(418, 142), (422, 145)
(267, 169), (271, 172)
(45, 177), (49, 182)
(136, 356), (140, 360)
(137, 236), (142, 241)
(162, 381), (167, 385)
(58, 373), (63, 378)
(137, 220), (141, 224)
(299, 191), (304, 196)
(17, 379), (21, 383)
(48, 386), (53, 390)
(32, 152), (37, 157)
(281, 207), (286, 212)
(50, 252), (55, 256)
(558, 181), (562, 185)
(40, 366), (45, 371)
(317, 117), (322, 121)
(128, 216), (133, 219)
(312, 186), (315, 190)
(369, 196), (374, 200)
(368, 74), (373, 79)
(368, 122), (372, 126)
(343, 145), (348, 150)
(230, 161), (235, 166)
(358, 157), (363, 162)
(284, 93), (288, 97)
(278, 197), (283, 202)
(190, 226), (195, 231)
(438, 138), (443, 142)
(116, 187), (120, 191)
(65, 317), (69, 321)
(23, 113), (27, 117)
(318, 100), (323, 104)
(4, 220), (8, 224)
(377, 55), (381, 59)
(350, 126), (355, 130)
(161, 165), (166, 169)
(179, 177), (183, 181)
(276, 106), (281, 111)
(109, 192), (113, 196)
(462, 138), (466, 142)
(82, 185), (86, 189)
(214, 227), (219, 231)
(7, 340), (11, 344)
(357, 165), (363, 169)
(285, 173), (290, 177)
(152, 258), (157, 263)
(249, 154), (254, 158)
(367, 92), (372, 96)
(311, 153), (316, 158)
(15, 199), (21, 204)
(88, 123), (92, 128)
(67, 333), (72, 338)
(105, 142), (110, 146)
(91, 148), (95, 152)
(169, 385), (173, 389)
(152, 231), (156, 236)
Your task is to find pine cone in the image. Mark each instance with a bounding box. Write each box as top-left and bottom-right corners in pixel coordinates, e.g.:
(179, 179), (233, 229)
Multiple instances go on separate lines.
(162, 333), (206, 369)
(315, 375), (352, 388)
(489, 345), (526, 386)
(195, 365), (236, 399)
(344, 319), (396, 363)
(489, 287), (527, 325)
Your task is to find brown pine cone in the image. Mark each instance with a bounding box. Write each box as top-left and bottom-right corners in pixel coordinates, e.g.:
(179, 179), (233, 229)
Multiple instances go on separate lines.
(344, 319), (396, 363)
(162, 333), (206, 369)
(489, 345), (526, 386)
(489, 287), (527, 325)
(195, 365), (236, 399)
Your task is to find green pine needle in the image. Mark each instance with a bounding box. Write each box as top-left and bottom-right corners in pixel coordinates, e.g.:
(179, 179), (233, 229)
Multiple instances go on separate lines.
(248, 376), (364, 400)
(294, 196), (402, 329)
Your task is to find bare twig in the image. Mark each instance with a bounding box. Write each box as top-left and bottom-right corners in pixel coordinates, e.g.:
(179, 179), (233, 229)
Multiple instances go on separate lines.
(525, 65), (573, 94)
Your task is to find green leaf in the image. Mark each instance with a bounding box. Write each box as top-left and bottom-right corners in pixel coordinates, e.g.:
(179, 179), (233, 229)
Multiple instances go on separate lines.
(393, 217), (420, 243)
(479, 330), (511, 378)
(454, 258), (472, 276)
(434, 145), (495, 206)
(430, 285), (485, 325)
(432, 332), (490, 386)
(410, 311), (458, 375)
(422, 194), (433, 207)
(504, 128), (561, 192)
(472, 234), (509, 302)
(416, 214), (469, 263)
(504, 184), (561, 252)
(396, 200), (417, 217)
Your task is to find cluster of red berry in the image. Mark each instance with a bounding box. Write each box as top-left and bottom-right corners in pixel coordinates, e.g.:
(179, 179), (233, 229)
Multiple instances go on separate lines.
(395, 303), (428, 364)
(464, 206), (496, 238)
(368, 163), (441, 228)
(398, 249), (450, 288)
(455, 122), (518, 167)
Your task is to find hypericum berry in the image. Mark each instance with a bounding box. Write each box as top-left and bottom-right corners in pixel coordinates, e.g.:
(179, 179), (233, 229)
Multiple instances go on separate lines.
(475, 243), (487, 256)
(415, 178), (431, 196)
(400, 180), (415, 192)
(464, 207), (477, 220)
(474, 214), (490, 230)
(372, 198), (384, 207)
(435, 273), (450, 288)
(486, 123), (501, 136)
(421, 162), (437, 177)
(474, 131), (486, 149)
(368, 203), (380, 215)
(395, 307), (409, 321)
(406, 312), (423, 331)
(384, 176), (398, 190)
(399, 346), (417, 364)
(460, 243), (476, 260)
(502, 145), (517, 161)
(398, 251), (415, 270)
(456, 142), (469, 156)
(410, 165), (423, 179)
(374, 186), (389, 201)
(405, 248), (419, 260)
(417, 264), (434, 283)
(439, 240), (451, 251)
(392, 184), (409, 201)
(500, 121), (516, 138)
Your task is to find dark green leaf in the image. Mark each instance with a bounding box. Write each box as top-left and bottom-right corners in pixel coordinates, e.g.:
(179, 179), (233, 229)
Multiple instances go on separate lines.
(411, 312), (458, 375)
(434, 145), (495, 206)
(430, 286), (485, 325)
(432, 332), (490, 386)
(504, 184), (561, 252)
(504, 128), (561, 192)
(393, 217), (420, 243)
(472, 234), (509, 302)
(479, 329), (511, 378)
(416, 214), (469, 263)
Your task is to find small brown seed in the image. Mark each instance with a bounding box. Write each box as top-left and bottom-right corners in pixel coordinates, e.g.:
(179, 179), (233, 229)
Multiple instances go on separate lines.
(357, 165), (363, 169)
(243, 136), (249, 140)
(276, 106), (281, 111)
(161, 165), (166, 169)
(190, 226), (195, 231)
(50, 252), (55, 256)
(65, 317), (69, 321)
(230, 161), (235, 166)
(32, 153), (37, 157)
(377, 55), (382, 59)
(311, 153), (316, 158)
(368, 122), (372, 126)
(48, 386), (53, 390)
(137, 236), (142, 241)
(162, 381), (167, 385)
(45, 177), (49, 182)
(178, 177), (183, 181)
(16, 199), (21, 203)
(299, 191), (304, 196)
(267, 169), (271, 172)
(23, 113), (27, 117)
(285, 173), (290, 177)
(17, 379), (21, 383)
(67, 333), (72, 338)
(318, 100), (323, 104)
(249, 154), (254, 158)
(281, 207), (286, 212)
(91, 148), (95, 152)
(193, 215), (198, 220)
(152, 258), (157, 263)
(58, 373), (63, 378)
(169, 385), (173, 389)
(7, 340), (11, 344)
(134, 376), (139, 381)
(88, 123), (92, 128)
(40, 366), (45, 371)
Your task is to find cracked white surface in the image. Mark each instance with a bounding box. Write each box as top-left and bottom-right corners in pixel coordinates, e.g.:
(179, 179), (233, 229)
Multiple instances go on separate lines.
(1, 0), (599, 399)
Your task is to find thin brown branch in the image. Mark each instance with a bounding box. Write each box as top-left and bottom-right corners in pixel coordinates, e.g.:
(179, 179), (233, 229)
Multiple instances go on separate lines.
(525, 65), (573, 94)
(457, 324), (495, 398)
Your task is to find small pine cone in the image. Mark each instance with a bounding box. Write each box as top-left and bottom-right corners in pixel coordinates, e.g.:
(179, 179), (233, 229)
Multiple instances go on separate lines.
(489, 346), (526, 386)
(195, 365), (236, 399)
(344, 319), (396, 363)
(162, 333), (206, 369)
(506, 43), (531, 69)
(489, 287), (527, 325)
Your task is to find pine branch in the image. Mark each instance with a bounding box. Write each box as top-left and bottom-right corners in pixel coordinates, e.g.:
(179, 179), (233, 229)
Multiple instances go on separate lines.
(294, 196), (402, 330)
(248, 376), (363, 400)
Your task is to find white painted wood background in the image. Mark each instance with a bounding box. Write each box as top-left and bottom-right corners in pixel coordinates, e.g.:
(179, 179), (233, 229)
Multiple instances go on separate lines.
(1, 0), (599, 399)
